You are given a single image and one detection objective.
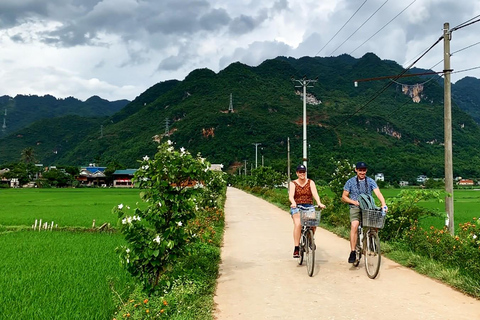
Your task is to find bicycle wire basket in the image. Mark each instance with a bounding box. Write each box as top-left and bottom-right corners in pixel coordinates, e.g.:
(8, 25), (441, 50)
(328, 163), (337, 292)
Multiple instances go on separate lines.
(298, 206), (321, 227)
(361, 209), (386, 229)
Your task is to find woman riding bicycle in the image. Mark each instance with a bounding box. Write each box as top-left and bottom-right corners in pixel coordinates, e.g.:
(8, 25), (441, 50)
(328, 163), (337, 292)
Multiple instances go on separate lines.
(289, 164), (326, 258)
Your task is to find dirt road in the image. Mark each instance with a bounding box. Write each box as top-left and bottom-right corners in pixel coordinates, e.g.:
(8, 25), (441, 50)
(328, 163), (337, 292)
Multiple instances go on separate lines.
(214, 187), (480, 320)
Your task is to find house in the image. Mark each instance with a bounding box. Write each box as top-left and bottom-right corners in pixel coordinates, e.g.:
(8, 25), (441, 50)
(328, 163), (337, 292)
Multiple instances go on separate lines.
(458, 179), (474, 186)
(209, 164), (224, 172)
(417, 175), (428, 184)
(113, 169), (137, 187)
(374, 173), (384, 182)
(76, 165), (107, 186)
(399, 181), (409, 187)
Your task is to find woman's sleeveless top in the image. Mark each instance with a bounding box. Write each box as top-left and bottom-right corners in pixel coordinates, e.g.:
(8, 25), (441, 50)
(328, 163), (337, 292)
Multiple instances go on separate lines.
(293, 179), (313, 204)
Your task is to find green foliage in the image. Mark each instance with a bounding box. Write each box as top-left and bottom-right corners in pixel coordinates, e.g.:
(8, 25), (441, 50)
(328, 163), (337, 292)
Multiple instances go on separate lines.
(114, 196), (226, 319)
(40, 168), (74, 187)
(381, 189), (443, 241)
(232, 166), (287, 190)
(113, 141), (212, 292)
(328, 159), (354, 205)
(3, 162), (38, 185)
(403, 218), (480, 296)
(0, 94), (128, 139)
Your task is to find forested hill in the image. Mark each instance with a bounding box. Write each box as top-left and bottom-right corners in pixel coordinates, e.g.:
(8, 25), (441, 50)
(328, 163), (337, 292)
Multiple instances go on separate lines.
(0, 94), (129, 138)
(2, 53), (480, 183)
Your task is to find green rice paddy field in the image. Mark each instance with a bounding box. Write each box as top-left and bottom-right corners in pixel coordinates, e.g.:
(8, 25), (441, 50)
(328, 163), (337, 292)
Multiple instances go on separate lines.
(0, 188), (144, 319)
(381, 188), (480, 229)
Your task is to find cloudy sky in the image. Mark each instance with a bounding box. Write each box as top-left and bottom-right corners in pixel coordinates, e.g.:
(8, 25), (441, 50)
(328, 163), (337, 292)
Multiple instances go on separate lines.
(0, 0), (479, 101)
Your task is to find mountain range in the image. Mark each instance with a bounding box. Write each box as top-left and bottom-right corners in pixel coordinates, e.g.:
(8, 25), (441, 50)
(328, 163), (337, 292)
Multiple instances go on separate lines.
(1, 53), (480, 183)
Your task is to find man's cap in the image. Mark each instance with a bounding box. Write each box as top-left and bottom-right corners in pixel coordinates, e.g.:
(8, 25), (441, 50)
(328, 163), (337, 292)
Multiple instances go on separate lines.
(296, 164), (307, 172)
(356, 162), (368, 169)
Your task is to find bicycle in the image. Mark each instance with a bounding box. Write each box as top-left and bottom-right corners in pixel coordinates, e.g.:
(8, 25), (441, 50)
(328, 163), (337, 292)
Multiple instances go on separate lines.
(297, 205), (321, 277)
(353, 208), (385, 279)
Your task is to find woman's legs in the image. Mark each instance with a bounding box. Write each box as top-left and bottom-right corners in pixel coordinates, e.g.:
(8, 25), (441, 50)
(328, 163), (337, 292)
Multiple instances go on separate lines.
(292, 213), (301, 246)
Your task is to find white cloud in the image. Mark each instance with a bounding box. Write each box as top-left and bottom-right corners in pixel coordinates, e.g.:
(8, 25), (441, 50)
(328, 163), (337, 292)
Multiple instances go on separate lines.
(0, 0), (478, 101)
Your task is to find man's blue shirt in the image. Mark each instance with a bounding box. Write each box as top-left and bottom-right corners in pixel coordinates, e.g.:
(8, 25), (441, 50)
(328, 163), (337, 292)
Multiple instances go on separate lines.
(343, 176), (378, 203)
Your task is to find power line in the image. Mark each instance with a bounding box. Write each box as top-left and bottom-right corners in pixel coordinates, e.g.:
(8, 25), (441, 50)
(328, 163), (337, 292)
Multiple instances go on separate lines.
(332, 32), (443, 129)
(451, 15), (480, 32)
(314, 0), (367, 56)
(329, 0), (389, 56)
(349, 0), (417, 55)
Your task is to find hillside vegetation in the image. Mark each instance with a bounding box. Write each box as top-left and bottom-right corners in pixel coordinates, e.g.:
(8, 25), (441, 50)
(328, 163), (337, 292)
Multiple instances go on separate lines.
(1, 53), (480, 183)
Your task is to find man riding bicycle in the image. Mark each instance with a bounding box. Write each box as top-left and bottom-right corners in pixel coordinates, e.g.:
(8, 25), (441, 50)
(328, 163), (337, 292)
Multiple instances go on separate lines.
(341, 162), (387, 263)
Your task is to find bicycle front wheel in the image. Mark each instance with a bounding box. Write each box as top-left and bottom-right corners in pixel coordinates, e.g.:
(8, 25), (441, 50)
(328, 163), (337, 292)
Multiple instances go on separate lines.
(364, 230), (381, 279)
(305, 229), (315, 277)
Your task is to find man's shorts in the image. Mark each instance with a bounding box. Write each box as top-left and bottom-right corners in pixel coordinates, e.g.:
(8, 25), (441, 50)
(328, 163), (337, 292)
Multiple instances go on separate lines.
(349, 206), (361, 222)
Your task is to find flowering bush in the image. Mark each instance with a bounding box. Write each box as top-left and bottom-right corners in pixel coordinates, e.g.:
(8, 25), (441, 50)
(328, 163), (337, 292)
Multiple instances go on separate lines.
(328, 159), (354, 206)
(113, 141), (211, 292)
(404, 218), (480, 284)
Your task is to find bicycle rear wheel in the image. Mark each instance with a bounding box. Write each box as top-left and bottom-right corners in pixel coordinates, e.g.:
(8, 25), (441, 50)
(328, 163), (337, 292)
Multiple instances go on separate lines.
(364, 230), (381, 279)
(305, 229), (315, 276)
(297, 233), (305, 265)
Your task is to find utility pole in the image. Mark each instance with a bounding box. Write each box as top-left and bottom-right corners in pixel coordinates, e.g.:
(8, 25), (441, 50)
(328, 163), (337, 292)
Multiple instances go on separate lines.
(165, 118), (170, 136)
(228, 93), (234, 112)
(244, 160), (247, 176)
(443, 22), (454, 235)
(287, 137), (291, 194)
(252, 143), (261, 168)
(292, 76), (318, 168)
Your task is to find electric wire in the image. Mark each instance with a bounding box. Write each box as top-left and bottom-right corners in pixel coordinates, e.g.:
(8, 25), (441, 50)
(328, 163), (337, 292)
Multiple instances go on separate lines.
(329, 0), (389, 56)
(451, 15), (480, 32)
(349, 0), (417, 55)
(331, 33), (443, 129)
(314, 0), (367, 56)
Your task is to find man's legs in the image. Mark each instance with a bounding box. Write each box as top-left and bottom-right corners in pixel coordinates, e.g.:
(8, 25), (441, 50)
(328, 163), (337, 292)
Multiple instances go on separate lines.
(348, 207), (361, 263)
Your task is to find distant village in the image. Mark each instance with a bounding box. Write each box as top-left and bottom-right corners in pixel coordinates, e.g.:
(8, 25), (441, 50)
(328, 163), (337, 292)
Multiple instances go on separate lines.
(0, 163), (225, 188)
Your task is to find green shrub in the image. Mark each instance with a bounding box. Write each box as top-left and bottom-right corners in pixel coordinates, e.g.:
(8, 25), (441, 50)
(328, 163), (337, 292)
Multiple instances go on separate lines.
(382, 189), (442, 241)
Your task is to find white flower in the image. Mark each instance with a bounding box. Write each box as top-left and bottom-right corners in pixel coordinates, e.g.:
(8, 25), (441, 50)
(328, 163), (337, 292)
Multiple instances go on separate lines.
(167, 140), (173, 145)
(180, 147), (186, 154)
(127, 216), (132, 224)
(126, 258), (130, 264)
(177, 221), (183, 227)
(127, 206), (130, 210)
(167, 146), (174, 152)
(118, 204), (124, 210)
(142, 165), (149, 170)
(132, 215), (141, 221)
(126, 248), (130, 253)
(473, 234), (478, 239)
(122, 218), (127, 225)
(143, 155), (149, 161)
(153, 235), (161, 244)
(158, 202), (162, 207)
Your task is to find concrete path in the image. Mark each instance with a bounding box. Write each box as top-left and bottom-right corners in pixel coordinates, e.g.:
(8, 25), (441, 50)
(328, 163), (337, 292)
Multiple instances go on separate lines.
(214, 187), (480, 320)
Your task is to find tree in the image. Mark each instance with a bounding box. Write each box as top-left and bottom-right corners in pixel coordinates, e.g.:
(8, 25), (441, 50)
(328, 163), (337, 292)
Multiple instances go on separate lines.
(21, 147), (36, 164)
